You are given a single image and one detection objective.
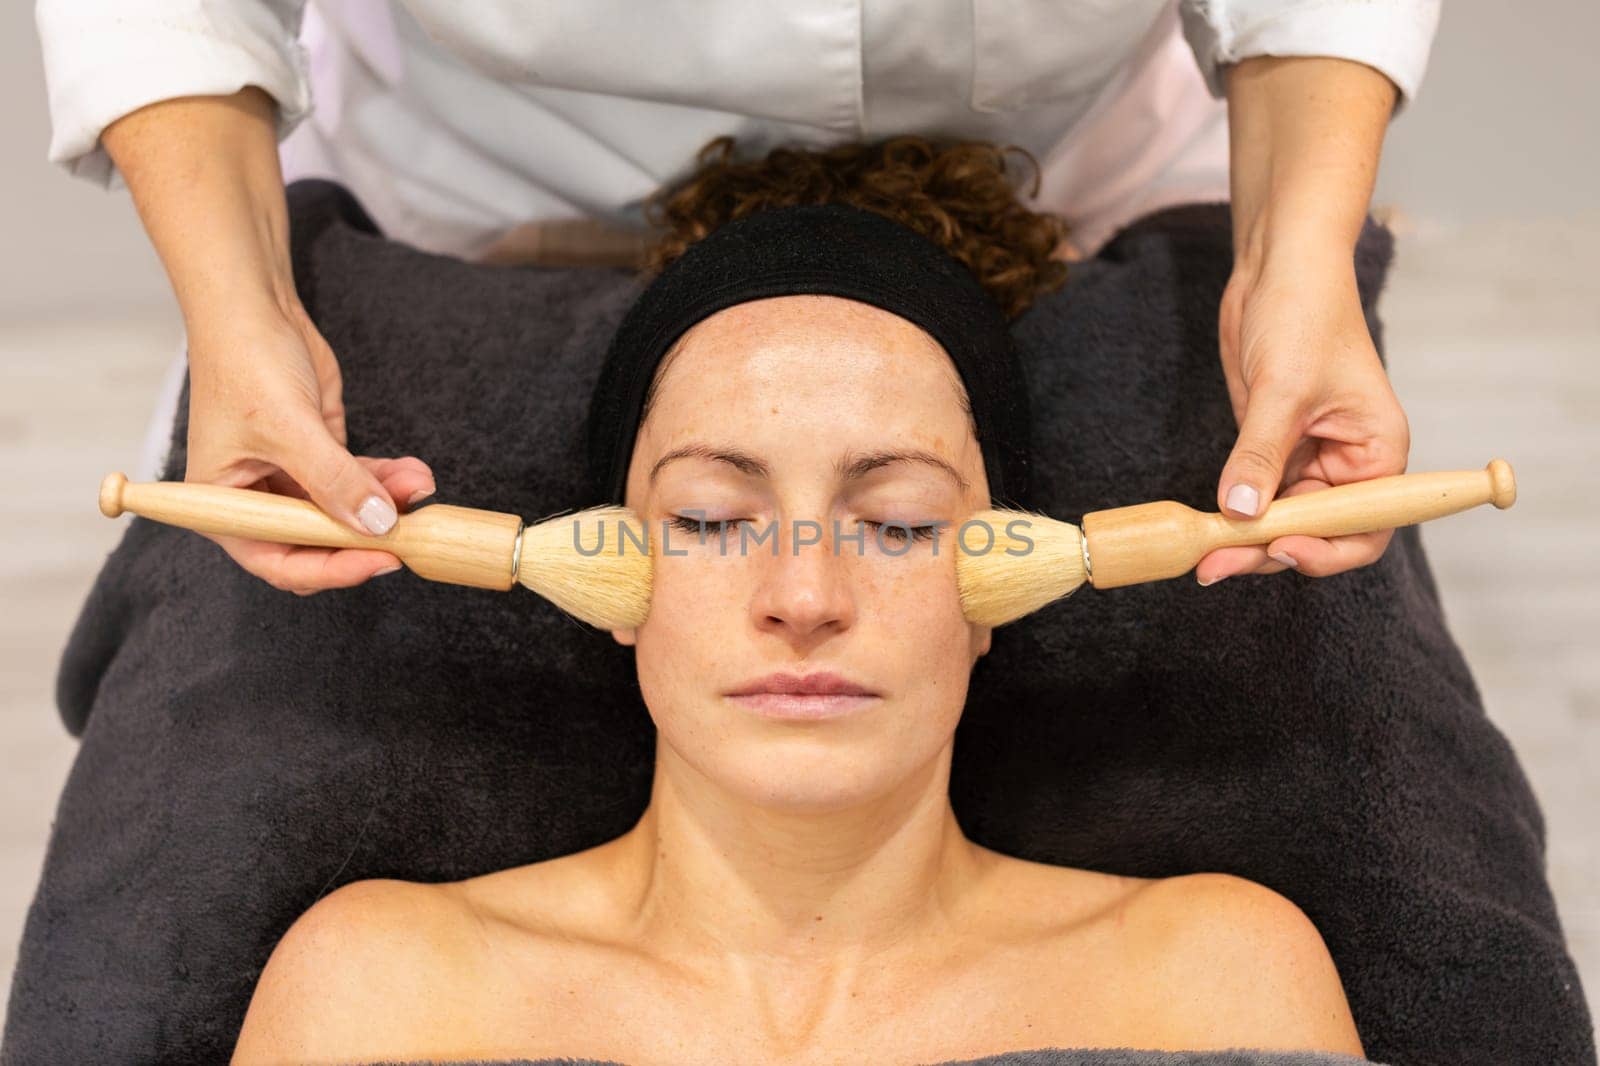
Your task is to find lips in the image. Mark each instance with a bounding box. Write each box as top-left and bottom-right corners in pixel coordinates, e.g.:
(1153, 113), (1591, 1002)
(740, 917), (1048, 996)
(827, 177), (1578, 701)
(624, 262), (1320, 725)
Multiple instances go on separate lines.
(725, 672), (877, 697)
(725, 671), (881, 721)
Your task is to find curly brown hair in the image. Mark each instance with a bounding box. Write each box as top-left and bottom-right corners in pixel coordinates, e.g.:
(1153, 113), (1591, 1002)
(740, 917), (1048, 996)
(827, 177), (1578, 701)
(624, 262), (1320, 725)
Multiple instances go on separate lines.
(642, 135), (1070, 319)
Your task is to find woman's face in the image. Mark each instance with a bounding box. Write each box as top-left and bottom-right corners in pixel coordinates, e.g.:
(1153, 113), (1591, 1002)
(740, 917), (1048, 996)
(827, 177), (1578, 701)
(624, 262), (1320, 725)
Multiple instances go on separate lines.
(613, 295), (994, 811)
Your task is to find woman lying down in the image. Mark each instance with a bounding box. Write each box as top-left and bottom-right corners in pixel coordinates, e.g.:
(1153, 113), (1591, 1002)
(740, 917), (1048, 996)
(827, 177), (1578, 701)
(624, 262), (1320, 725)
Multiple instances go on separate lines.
(231, 140), (1368, 1065)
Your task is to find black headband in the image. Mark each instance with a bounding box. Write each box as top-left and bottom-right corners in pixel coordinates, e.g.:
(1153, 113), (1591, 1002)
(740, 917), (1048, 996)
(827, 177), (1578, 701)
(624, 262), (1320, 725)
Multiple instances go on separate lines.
(583, 203), (1032, 509)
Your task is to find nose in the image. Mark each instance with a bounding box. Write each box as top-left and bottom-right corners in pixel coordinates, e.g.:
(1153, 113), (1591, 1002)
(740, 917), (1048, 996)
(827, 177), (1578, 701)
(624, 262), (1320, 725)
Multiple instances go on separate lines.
(748, 518), (857, 644)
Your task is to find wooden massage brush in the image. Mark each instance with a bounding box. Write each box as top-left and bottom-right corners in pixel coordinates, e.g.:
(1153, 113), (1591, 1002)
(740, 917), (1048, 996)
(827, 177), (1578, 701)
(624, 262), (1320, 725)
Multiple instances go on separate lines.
(957, 459), (1518, 627)
(100, 459), (1515, 631)
(97, 473), (652, 629)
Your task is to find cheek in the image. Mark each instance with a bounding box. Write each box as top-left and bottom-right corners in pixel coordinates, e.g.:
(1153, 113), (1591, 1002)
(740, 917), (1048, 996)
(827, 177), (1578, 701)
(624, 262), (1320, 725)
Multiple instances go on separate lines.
(856, 547), (978, 681)
(631, 548), (742, 714)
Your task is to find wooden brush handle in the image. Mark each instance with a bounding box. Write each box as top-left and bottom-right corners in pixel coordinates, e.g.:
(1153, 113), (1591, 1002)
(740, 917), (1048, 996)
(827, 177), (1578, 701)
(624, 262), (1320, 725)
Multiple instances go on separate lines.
(1081, 459), (1516, 589)
(99, 472), (524, 591)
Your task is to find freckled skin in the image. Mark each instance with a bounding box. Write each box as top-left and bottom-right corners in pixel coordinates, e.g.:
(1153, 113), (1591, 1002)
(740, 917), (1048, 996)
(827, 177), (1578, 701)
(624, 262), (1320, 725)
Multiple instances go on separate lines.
(610, 295), (993, 811)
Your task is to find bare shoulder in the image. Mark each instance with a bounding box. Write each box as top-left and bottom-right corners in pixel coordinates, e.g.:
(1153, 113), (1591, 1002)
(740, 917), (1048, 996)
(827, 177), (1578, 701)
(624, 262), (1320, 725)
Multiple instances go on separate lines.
(971, 846), (1150, 935)
(231, 878), (487, 1065)
(1126, 872), (1365, 1056)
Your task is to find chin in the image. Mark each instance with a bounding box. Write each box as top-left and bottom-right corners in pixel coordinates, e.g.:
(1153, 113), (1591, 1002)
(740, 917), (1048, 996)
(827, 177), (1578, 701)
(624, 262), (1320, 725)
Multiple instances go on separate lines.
(697, 732), (906, 812)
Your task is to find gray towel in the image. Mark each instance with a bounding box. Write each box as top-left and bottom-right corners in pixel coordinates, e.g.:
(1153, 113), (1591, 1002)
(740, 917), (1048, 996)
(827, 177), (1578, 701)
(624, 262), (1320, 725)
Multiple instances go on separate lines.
(3, 181), (1589, 1066)
(368, 1050), (1382, 1065)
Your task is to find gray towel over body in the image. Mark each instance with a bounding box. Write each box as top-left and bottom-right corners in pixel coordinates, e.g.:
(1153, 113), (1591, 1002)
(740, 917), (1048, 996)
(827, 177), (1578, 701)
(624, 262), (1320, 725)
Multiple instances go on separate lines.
(368, 1049), (1384, 1065)
(3, 181), (1590, 1066)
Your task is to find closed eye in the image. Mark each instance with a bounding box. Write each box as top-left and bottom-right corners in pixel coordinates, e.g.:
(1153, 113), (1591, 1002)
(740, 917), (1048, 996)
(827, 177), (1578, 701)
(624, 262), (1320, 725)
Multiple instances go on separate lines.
(666, 515), (948, 545)
(669, 514), (747, 536)
(861, 519), (947, 544)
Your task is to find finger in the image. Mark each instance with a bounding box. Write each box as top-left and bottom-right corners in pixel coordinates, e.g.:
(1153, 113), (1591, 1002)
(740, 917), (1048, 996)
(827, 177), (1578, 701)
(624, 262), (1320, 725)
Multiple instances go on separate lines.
(261, 470), (311, 500)
(356, 455), (437, 510)
(207, 533), (404, 593)
(274, 415), (400, 537)
(185, 455), (279, 492)
(1264, 528), (1396, 578)
(1245, 471), (1396, 577)
(261, 457), (434, 508)
(1197, 545), (1267, 585)
(1298, 432), (1410, 490)
(1308, 390), (1412, 484)
(1216, 276), (1246, 389)
(1278, 477), (1333, 497)
(1218, 385), (1303, 520)
(1280, 435), (1320, 492)
(1197, 477), (1332, 583)
(305, 330), (351, 448)
(1195, 545), (1295, 585)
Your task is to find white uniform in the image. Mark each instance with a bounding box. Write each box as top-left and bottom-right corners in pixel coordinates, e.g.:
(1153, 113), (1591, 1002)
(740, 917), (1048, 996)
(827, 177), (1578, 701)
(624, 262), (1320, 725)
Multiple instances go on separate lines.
(37, 0), (1439, 259)
(37, 0), (1439, 482)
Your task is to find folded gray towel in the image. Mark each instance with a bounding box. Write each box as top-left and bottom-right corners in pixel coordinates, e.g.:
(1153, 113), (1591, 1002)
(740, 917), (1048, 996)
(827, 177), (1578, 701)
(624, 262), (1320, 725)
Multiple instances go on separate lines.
(4, 181), (1590, 1066)
(366, 1050), (1383, 1065)
(934, 1054), (1380, 1066)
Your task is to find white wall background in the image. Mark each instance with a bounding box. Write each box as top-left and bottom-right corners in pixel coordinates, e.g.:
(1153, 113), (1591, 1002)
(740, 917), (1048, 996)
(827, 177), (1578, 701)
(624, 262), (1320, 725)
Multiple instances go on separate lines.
(4, 0), (1598, 320)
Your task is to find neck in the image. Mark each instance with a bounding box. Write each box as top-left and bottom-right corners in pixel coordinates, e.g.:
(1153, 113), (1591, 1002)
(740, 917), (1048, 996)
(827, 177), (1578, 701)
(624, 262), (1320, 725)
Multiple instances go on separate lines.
(605, 739), (992, 975)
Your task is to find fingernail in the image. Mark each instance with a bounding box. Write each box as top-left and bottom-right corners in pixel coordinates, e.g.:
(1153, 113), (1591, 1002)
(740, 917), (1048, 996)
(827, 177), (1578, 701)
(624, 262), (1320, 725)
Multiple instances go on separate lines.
(1270, 552), (1299, 569)
(1225, 484), (1260, 517)
(406, 487), (436, 506)
(358, 495), (397, 535)
(373, 564), (402, 577)
(1198, 573), (1228, 587)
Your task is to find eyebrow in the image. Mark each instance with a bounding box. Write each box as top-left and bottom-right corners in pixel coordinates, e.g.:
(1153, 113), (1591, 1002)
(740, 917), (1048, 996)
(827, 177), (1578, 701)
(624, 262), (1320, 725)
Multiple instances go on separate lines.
(647, 442), (971, 493)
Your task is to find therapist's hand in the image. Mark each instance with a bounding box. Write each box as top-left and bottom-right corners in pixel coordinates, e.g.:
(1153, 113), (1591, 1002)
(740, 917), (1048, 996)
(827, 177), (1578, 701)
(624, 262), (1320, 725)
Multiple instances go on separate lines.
(1204, 55), (1410, 586)
(103, 88), (435, 594)
(185, 300), (438, 594)
(1195, 251), (1410, 585)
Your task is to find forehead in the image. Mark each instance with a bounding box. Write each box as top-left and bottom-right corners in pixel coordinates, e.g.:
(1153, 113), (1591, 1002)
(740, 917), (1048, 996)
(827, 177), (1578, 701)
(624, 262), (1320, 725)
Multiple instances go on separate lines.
(645, 295), (969, 430)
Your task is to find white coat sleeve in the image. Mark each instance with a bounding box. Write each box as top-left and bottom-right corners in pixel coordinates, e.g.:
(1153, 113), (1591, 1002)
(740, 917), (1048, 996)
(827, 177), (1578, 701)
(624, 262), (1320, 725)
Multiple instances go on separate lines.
(1177, 0), (1442, 111)
(35, 0), (313, 187)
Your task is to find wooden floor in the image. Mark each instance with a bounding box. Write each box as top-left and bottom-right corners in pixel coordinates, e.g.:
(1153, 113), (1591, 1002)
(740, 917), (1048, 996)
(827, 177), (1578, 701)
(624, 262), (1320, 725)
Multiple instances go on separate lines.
(1, 217), (1595, 1039)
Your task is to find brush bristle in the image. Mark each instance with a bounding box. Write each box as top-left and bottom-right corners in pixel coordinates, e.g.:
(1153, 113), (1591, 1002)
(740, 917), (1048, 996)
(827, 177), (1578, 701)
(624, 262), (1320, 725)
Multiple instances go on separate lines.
(517, 506), (653, 629)
(955, 508), (1087, 627)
